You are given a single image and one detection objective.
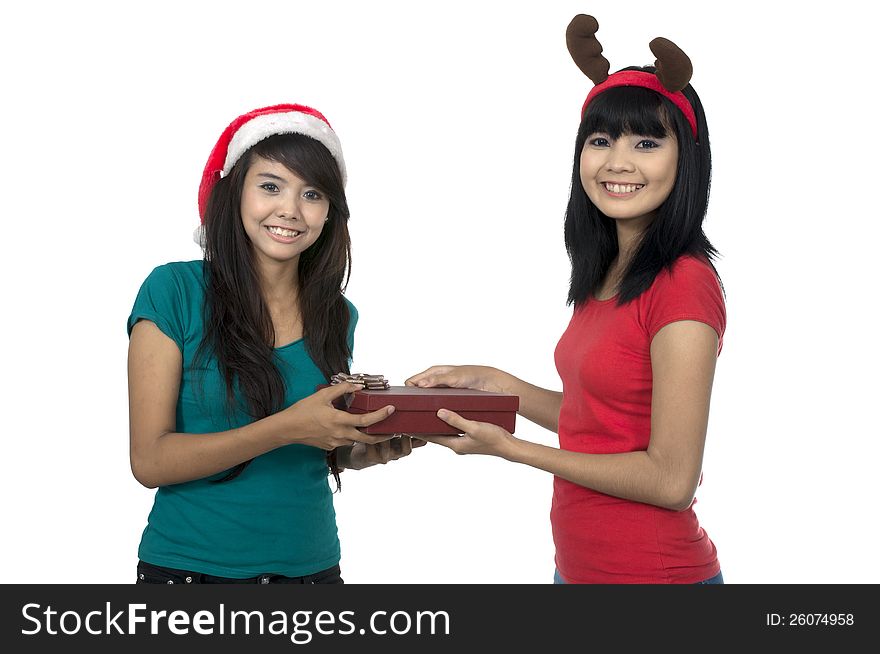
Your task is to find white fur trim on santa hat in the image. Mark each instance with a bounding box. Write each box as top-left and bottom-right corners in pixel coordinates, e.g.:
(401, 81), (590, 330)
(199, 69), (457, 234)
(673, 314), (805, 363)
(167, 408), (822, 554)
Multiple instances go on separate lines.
(222, 111), (347, 184)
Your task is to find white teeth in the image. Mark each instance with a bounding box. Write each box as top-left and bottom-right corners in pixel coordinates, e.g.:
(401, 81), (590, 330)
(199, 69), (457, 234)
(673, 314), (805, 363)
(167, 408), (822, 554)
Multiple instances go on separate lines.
(267, 226), (300, 237)
(604, 183), (644, 194)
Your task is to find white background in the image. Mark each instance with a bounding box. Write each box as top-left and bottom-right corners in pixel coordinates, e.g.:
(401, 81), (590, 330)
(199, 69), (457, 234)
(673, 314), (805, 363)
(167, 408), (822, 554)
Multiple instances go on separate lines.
(1, 0), (877, 584)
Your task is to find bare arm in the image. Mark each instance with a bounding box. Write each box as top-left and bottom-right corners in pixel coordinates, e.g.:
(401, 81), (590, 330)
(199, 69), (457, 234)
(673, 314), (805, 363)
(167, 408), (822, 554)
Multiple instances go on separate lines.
(405, 366), (563, 433)
(128, 320), (395, 488)
(424, 321), (719, 511)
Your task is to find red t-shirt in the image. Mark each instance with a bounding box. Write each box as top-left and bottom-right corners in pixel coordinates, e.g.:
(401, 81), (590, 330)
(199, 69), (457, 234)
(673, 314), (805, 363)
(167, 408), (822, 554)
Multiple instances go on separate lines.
(552, 255), (726, 583)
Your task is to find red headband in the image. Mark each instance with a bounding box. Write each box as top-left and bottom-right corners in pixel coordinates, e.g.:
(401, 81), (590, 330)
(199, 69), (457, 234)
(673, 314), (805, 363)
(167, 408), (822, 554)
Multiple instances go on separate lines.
(582, 70), (698, 139)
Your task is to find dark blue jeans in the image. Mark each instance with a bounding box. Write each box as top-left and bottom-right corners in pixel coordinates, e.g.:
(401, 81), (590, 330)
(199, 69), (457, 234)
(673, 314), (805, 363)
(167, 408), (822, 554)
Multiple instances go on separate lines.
(136, 560), (344, 584)
(553, 568), (724, 584)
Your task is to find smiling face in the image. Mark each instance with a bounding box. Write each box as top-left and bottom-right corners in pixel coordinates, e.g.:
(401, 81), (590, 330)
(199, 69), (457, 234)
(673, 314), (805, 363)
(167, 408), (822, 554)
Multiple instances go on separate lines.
(579, 131), (678, 229)
(239, 155), (330, 268)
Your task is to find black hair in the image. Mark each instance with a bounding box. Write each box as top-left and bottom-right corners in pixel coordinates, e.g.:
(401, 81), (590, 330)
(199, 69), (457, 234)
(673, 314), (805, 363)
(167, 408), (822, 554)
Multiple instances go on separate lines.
(564, 66), (720, 306)
(196, 133), (352, 486)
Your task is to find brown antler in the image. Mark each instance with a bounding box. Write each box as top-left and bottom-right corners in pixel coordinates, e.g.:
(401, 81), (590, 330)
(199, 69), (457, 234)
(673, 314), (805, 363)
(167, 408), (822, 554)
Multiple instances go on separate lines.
(566, 14), (609, 84)
(649, 37), (692, 92)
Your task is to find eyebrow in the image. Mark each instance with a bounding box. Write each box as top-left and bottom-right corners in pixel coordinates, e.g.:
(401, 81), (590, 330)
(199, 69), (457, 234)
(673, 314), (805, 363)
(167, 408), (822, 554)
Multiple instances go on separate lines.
(255, 172), (286, 181)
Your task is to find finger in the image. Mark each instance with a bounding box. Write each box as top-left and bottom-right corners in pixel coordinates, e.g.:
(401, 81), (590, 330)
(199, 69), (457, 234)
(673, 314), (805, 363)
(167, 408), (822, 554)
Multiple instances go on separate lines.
(319, 381), (365, 402)
(415, 377), (452, 388)
(352, 442), (375, 466)
(404, 366), (451, 388)
(377, 439), (392, 463)
(390, 436), (411, 459)
(404, 368), (434, 386)
(415, 434), (462, 449)
(363, 440), (390, 465)
(347, 431), (397, 446)
(352, 405), (395, 427)
(436, 409), (478, 434)
(364, 443), (381, 466)
(411, 438), (428, 448)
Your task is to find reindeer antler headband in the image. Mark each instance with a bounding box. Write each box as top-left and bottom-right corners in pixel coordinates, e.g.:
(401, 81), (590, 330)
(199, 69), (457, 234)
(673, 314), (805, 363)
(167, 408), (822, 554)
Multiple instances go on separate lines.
(566, 14), (698, 139)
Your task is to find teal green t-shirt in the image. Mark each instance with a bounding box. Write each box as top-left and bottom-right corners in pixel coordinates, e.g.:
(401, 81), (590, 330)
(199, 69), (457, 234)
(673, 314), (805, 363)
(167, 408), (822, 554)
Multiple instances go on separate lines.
(127, 260), (357, 578)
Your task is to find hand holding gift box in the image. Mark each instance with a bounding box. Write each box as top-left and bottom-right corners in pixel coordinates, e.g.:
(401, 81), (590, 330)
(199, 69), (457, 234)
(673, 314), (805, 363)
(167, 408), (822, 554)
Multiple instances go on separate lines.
(403, 365), (530, 456)
(323, 373), (519, 436)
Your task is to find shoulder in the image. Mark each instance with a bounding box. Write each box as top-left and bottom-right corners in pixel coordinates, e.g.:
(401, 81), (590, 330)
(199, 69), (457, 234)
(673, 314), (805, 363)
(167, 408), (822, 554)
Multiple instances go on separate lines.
(656, 255), (722, 292)
(136, 260), (207, 302)
(647, 255), (725, 309)
(129, 261), (205, 341)
(343, 296), (359, 325)
(642, 255), (726, 344)
(341, 297), (359, 354)
(144, 260), (205, 287)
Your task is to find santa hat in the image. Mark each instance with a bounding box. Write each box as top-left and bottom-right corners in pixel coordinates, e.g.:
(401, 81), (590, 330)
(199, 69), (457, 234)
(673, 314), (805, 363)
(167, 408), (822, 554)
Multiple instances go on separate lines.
(195, 103), (346, 246)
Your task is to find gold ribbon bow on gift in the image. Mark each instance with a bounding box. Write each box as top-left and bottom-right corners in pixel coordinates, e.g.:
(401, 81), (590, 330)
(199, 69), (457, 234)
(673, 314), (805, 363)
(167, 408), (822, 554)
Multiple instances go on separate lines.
(330, 373), (391, 390)
(329, 373), (390, 409)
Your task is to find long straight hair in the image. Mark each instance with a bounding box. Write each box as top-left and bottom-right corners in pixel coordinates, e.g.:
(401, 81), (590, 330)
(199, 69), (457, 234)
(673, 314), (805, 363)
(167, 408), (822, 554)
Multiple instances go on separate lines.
(564, 66), (719, 307)
(196, 133), (352, 485)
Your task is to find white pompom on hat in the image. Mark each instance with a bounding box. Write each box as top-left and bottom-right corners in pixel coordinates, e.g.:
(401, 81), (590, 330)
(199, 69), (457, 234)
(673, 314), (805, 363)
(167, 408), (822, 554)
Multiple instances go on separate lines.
(194, 103), (346, 246)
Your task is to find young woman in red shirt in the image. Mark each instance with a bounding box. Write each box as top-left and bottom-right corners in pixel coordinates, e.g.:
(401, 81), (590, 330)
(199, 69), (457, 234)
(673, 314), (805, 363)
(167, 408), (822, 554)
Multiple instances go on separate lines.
(406, 15), (726, 584)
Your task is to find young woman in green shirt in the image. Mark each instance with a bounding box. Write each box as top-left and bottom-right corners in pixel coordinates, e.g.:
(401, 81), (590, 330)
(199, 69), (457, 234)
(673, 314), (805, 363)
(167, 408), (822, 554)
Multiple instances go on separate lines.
(127, 104), (421, 584)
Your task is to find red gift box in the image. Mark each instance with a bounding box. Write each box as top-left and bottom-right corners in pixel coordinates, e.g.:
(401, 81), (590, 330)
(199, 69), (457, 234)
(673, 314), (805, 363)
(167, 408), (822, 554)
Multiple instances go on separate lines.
(326, 386), (519, 435)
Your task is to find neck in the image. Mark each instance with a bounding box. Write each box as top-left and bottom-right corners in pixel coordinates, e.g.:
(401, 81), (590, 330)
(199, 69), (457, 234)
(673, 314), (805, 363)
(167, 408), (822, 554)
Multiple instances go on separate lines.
(255, 256), (300, 309)
(615, 213), (654, 263)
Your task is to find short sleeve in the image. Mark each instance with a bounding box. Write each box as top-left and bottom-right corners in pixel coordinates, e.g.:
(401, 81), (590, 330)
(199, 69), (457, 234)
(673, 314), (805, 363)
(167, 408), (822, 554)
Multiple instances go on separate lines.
(644, 256), (726, 350)
(345, 298), (359, 359)
(127, 264), (186, 351)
